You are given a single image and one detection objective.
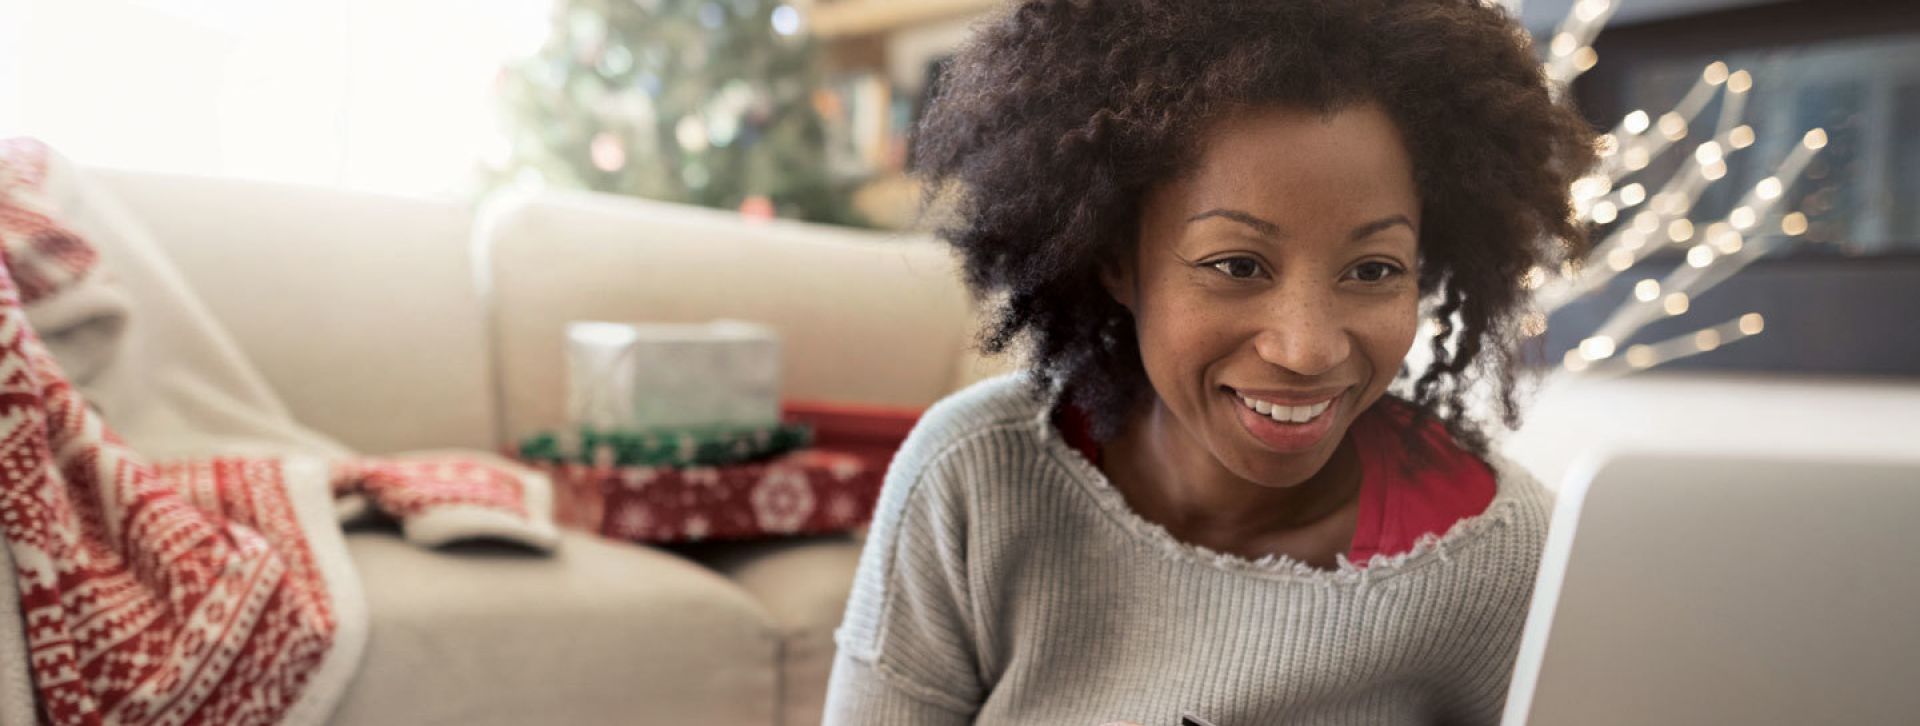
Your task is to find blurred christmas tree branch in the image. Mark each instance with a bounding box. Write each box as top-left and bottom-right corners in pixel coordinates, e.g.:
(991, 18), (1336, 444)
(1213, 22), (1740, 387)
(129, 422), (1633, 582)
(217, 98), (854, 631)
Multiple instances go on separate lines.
(486, 0), (866, 227)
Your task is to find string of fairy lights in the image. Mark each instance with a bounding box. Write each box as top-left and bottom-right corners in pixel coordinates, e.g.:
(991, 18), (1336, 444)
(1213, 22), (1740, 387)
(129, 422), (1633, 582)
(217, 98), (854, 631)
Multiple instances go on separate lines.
(1524, 0), (1829, 377)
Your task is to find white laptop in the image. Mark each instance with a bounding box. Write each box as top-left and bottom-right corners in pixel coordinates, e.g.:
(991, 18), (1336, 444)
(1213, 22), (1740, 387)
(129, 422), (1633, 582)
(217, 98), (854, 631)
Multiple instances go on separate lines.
(1502, 452), (1920, 725)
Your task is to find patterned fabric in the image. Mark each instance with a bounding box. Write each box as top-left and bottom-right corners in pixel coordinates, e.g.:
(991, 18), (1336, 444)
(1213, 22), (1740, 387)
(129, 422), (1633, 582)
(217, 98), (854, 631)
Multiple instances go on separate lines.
(0, 138), (557, 724)
(0, 138), (349, 725)
(331, 458), (532, 520)
(0, 141), (97, 306)
(537, 449), (882, 543)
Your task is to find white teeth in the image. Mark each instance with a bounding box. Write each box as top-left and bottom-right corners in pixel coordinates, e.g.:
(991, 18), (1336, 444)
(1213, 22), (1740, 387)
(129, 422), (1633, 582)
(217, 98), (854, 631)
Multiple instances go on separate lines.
(1238, 394), (1334, 424)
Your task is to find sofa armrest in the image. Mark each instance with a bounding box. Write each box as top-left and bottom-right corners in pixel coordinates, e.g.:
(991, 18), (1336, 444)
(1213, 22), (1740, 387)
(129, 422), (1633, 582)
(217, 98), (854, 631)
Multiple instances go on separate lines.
(479, 191), (986, 447)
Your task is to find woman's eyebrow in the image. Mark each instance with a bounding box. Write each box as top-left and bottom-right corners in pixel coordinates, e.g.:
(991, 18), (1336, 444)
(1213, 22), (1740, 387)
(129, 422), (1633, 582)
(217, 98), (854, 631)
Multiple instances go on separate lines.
(1186, 208), (1281, 237)
(1351, 214), (1415, 241)
(1186, 209), (1415, 242)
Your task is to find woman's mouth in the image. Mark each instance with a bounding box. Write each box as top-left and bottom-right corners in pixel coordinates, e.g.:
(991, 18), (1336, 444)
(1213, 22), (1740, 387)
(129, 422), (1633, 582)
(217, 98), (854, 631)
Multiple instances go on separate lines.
(1236, 394), (1332, 424)
(1224, 386), (1344, 453)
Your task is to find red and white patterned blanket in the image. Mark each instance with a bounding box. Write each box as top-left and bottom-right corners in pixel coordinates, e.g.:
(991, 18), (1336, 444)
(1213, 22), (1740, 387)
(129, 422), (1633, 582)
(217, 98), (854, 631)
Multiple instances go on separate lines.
(0, 139), (556, 725)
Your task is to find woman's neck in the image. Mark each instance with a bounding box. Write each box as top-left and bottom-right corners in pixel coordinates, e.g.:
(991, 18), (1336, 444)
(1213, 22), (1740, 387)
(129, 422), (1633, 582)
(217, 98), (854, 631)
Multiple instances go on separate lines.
(1101, 396), (1365, 557)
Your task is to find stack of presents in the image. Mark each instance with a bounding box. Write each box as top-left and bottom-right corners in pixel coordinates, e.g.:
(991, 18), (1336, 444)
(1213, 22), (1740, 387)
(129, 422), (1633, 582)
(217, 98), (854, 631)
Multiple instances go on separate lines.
(518, 319), (912, 544)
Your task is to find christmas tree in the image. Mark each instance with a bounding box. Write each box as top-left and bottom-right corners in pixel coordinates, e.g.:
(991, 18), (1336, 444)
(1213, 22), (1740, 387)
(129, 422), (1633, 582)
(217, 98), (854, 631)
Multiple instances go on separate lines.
(491, 0), (863, 226)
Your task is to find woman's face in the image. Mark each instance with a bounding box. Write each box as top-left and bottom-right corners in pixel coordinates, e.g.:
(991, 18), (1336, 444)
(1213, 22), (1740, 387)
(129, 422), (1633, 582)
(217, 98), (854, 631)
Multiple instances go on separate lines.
(1107, 102), (1422, 488)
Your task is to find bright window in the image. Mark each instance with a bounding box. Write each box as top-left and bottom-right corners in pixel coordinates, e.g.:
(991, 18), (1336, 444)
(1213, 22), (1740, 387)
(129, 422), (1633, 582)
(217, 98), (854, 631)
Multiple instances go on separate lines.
(0, 0), (552, 196)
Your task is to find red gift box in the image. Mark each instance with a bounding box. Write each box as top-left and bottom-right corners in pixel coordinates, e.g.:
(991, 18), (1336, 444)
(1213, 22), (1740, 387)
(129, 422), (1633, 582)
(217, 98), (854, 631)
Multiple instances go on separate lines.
(537, 449), (882, 542)
(781, 400), (923, 469)
(529, 402), (925, 544)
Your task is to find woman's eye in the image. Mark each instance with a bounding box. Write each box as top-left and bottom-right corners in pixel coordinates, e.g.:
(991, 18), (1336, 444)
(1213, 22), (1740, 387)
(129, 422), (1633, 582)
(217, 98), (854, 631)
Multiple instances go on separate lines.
(1348, 261), (1404, 283)
(1207, 257), (1266, 279)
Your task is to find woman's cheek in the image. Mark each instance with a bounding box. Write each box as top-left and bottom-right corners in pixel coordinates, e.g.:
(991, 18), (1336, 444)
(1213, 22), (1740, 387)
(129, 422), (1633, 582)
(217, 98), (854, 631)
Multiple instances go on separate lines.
(1149, 282), (1226, 344)
(1359, 290), (1422, 379)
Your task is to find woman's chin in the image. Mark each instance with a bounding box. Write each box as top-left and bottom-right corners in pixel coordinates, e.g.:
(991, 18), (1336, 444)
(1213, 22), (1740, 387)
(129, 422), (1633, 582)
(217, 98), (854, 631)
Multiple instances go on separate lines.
(1214, 380), (1385, 490)
(1222, 444), (1340, 489)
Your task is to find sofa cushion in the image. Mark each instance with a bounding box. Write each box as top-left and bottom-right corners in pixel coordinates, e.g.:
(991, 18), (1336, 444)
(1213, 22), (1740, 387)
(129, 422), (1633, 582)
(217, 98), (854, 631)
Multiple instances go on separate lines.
(332, 529), (778, 725)
(679, 535), (865, 726)
(480, 191), (978, 447)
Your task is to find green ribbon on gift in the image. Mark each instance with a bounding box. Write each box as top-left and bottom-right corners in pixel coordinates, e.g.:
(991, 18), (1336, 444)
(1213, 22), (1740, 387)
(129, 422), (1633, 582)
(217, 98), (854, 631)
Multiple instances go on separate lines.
(518, 422), (813, 468)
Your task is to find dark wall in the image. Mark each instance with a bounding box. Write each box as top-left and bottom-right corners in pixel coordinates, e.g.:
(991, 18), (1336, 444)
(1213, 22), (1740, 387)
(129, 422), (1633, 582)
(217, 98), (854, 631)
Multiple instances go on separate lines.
(1539, 254), (1920, 377)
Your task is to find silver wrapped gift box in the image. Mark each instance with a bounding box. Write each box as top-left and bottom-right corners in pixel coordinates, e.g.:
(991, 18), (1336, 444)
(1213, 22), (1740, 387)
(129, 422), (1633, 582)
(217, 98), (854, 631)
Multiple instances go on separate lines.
(565, 320), (782, 431)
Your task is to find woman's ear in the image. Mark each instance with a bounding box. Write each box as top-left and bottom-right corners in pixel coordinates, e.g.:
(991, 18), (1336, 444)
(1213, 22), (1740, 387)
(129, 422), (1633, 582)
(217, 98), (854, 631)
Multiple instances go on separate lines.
(1099, 254), (1136, 312)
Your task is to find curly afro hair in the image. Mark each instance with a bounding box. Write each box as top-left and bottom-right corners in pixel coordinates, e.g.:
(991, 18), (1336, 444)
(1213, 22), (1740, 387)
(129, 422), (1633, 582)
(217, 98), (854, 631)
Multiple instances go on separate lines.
(914, 0), (1598, 453)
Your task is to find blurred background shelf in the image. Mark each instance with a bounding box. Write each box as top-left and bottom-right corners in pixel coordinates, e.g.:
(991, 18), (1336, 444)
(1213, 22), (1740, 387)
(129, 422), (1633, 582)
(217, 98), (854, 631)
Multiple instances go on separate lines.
(796, 0), (1004, 231)
(806, 0), (1003, 39)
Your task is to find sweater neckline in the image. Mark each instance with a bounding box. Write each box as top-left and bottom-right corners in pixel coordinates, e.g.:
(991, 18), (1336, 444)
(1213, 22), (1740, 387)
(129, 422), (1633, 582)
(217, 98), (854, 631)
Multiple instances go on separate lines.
(1024, 387), (1538, 586)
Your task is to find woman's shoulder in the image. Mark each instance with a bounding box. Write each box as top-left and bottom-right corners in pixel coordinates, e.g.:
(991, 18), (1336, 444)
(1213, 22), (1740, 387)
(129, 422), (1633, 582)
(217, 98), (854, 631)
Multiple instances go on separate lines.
(1485, 452), (1556, 530)
(856, 373), (1058, 576)
(892, 372), (1054, 476)
(1451, 450), (1557, 579)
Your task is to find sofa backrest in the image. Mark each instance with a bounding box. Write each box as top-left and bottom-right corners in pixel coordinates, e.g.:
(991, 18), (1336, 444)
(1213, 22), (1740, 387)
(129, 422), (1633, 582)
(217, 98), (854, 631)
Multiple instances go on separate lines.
(97, 171), (1002, 453)
(480, 191), (991, 448)
(95, 170), (497, 453)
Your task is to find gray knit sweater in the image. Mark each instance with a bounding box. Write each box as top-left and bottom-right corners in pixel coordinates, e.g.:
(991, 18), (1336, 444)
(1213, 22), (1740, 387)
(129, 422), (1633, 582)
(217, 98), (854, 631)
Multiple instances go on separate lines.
(824, 374), (1553, 726)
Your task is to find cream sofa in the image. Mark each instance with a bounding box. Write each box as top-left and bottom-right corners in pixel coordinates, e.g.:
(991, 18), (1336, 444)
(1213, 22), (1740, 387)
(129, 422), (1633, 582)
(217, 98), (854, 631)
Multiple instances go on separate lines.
(9, 169), (1910, 726)
(83, 170), (1002, 726)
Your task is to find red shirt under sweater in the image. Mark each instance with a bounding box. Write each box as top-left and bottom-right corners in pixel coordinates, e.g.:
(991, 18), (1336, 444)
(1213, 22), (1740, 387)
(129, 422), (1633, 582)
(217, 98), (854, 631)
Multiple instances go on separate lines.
(1055, 397), (1497, 567)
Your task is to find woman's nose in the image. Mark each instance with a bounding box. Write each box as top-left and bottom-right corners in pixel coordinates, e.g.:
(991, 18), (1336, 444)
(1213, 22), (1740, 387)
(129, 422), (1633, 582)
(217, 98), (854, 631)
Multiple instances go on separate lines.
(1250, 289), (1351, 377)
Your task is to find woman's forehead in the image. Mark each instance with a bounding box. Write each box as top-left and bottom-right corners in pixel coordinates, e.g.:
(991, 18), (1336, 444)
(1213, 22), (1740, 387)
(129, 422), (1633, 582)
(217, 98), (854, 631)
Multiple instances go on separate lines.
(1151, 104), (1422, 239)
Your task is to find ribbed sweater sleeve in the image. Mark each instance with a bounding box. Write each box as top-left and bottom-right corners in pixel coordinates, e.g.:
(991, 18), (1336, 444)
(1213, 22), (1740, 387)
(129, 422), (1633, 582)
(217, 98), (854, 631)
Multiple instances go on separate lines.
(824, 401), (986, 724)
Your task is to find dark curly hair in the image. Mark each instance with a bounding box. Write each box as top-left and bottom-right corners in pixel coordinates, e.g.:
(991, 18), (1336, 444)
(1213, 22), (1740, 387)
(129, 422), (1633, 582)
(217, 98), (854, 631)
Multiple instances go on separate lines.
(914, 0), (1597, 454)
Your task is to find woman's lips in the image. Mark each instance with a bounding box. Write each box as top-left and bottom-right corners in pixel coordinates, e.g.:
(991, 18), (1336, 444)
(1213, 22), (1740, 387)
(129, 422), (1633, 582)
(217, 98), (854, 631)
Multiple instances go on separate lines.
(1229, 385), (1350, 406)
(1226, 386), (1344, 453)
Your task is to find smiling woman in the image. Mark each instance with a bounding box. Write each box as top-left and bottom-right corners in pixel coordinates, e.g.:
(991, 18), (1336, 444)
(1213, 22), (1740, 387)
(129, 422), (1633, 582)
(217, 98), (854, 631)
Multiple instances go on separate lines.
(1115, 104), (1420, 481)
(824, 0), (1596, 724)
(1087, 104), (1430, 569)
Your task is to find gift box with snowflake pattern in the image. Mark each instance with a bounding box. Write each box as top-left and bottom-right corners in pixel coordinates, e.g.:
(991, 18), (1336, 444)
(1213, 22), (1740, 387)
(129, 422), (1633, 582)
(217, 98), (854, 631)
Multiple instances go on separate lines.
(531, 449), (883, 542)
